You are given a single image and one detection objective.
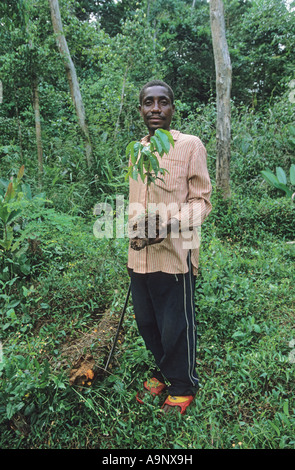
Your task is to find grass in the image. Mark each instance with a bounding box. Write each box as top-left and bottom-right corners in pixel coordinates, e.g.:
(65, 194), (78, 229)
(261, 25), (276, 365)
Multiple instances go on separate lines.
(0, 191), (294, 449)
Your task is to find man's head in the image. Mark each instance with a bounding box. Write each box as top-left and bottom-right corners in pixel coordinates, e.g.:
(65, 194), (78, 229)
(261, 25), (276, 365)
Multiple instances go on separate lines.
(139, 80), (175, 135)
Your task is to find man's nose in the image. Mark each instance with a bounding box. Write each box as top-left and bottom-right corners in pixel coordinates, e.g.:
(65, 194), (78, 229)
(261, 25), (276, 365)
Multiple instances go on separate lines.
(151, 100), (160, 112)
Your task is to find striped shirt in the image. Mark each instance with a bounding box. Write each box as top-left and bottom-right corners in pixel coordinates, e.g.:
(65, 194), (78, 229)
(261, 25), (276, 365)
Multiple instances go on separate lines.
(127, 129), (212, 275)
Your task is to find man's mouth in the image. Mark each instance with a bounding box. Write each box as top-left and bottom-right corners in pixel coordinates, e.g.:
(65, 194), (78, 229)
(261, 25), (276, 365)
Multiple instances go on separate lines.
(149, 116), (164, 122)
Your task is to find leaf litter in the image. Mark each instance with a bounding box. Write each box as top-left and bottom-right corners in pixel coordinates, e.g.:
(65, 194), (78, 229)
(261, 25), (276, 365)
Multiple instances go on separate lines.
(55, 308), (124, 386)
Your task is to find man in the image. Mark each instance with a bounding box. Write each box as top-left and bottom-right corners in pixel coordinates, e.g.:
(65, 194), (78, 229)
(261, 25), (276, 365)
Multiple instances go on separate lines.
(127, 80), (212, 414)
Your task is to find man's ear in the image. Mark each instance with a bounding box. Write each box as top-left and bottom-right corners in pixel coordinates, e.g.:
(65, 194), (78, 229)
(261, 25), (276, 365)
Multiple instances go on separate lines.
(138, 104), (142, 117)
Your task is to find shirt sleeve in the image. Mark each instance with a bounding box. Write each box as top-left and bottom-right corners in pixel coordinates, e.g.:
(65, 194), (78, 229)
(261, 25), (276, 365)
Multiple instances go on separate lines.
(172, 139), (212, 231)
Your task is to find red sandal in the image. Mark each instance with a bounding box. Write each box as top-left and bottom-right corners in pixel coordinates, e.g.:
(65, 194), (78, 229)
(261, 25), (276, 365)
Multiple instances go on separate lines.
(161, 395), (194, 415)
(136, 377), (166, 404)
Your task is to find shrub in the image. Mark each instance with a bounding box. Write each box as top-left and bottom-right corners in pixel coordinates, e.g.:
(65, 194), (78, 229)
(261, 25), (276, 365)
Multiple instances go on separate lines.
(210, 192), (295, 243)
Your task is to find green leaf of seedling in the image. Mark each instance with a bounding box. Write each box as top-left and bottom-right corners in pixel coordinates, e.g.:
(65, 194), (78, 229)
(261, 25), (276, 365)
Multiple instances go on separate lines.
(147, 174), (156, 185)
(155, 129), (170, 153)
(138, 156), (145, 183)
(133, 142), (141, 162)
(132, 166), (138, 181)
(156, 177), (166, 184)
(150, 135), (164, 156)
(149, 153), (160, 174)
(126, 141), (137, 161)
(156, 129), (175, 148)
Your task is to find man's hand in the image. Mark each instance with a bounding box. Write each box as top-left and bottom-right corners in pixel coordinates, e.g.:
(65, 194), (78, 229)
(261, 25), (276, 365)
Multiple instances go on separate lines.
(130, 217), (179, 251)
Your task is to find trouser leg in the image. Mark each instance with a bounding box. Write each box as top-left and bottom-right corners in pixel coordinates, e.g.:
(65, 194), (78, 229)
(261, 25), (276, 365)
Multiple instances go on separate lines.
(130, 269), (198, 396)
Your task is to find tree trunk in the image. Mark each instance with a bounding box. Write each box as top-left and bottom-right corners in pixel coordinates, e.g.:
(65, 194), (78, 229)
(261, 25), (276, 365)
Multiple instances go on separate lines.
(114, 66), (129, 138)
(13, 82), (24, 163)
(210, 0), (232, 199)
(32, 76), (43, 188)
(26, 21), (43, 185)
(48, 0), (93, 167)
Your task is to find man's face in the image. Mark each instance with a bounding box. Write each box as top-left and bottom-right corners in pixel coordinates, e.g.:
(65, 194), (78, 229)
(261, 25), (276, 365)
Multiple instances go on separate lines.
(139, 85), (175, 135)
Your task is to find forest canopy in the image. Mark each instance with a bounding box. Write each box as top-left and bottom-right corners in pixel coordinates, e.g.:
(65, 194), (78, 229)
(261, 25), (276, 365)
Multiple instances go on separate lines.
(0, 0), (294, 196)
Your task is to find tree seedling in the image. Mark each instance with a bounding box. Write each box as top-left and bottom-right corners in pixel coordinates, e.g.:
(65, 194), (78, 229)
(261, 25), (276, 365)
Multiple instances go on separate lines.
(125, 129), (174, 250)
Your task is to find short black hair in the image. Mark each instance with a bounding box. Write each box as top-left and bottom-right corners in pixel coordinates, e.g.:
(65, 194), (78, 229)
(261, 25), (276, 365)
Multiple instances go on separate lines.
(139, 80), (174, 105)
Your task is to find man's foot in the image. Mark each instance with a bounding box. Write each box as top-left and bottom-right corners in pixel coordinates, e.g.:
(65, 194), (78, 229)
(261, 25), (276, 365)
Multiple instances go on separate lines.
(136, 377), (166, 404)
(161, 395), (194, 415)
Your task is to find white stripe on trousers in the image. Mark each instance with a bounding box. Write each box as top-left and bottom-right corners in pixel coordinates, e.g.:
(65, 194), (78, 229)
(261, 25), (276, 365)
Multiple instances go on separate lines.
(183, 253), (198, 387)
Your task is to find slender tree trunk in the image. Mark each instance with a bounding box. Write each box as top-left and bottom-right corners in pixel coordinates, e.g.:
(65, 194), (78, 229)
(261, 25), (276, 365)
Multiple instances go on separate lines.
(13, 83), (24, 162)
(32, 76), (43, 188)
(26, 19), (44, 184)
(210, 0), (232, 199)
(48, 0), (93, 167)
(114, 66), (129, 138)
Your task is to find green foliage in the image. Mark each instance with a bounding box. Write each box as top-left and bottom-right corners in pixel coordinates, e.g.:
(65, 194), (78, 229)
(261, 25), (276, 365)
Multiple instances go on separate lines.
(210, 192), (295, 243)
(261, 164), (295, 199)
(125, 129), (174, 185)
(1, 230), (293, 449)
(225, 0), (295, 105)
(0, 165), (25, 252)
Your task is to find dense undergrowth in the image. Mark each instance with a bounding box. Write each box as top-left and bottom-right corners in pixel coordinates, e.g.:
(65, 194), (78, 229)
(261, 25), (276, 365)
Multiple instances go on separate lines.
(0, 96), (294, 449)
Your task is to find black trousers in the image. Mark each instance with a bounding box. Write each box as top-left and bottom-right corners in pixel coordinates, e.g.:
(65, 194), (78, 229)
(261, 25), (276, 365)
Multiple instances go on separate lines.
(130, 265), (199, 396)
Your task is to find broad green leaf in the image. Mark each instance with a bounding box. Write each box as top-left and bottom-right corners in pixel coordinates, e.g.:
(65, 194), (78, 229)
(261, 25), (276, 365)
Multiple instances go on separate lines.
(150, 135), (164, 156)
(148, 153), (160, 174)
(132, 166), (138, 181)
(125, 166), (132, 181)
(155, 129), (170, 153)
(277, 184), (293, 198)
(144, 155), (154, 174)
(138, 156), (145, 183)
(126, 141), (137, 159)
(6, 209), (22, 225)
(134, 141), (141, 156)
(21, 183), (32, 200)
(261, 170), (280, 189)
(290, 164), (295, 186)
(156, 128), (175, 148)
(276, 167), (287, 185)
